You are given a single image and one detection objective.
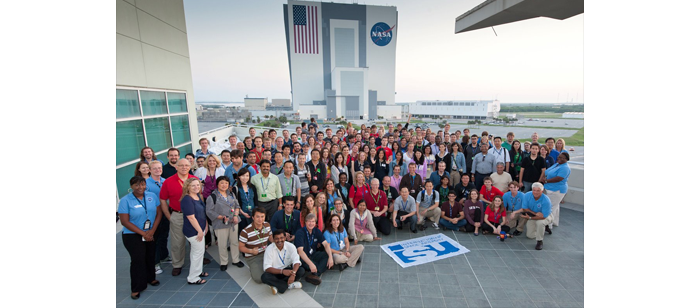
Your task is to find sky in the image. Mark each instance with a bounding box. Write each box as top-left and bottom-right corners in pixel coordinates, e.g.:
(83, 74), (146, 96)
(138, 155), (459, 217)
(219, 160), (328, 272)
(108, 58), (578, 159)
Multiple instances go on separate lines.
(183, 0), (583, 104)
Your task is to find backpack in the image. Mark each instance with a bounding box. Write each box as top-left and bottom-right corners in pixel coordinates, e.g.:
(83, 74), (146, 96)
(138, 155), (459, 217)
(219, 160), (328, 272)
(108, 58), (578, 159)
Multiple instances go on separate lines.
(419, 189), (437, 204)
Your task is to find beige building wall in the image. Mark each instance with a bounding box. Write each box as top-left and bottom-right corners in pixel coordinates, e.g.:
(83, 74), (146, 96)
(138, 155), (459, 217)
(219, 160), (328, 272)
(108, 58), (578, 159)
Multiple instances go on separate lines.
(116, 0), (199, 140)
(244, 98), (268, 111)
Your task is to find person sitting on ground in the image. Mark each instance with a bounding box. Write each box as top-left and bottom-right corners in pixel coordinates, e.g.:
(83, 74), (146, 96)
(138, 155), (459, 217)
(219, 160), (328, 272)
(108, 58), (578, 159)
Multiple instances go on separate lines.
(270, 196), (301, 242)
(482, 195), (510, 236)
(348, 200), (381, 244)
(454, 173), (476, 203)
(261, 229), (304, 295)
(509, 182), (552, 250)
(324, 214), (364, 271)
(364, 178), (392, 236)
(392, 187), (418, 233)
(439, 190), (467, 231)
(463, 189), (484, 236)
(415, 181), (441, 231)
(294, 213), (334, 286)
(238, 207), (272, 284)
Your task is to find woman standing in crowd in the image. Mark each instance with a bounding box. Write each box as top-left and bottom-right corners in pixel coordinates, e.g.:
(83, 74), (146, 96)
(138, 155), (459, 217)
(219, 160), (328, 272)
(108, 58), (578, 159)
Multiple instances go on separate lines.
(404, 143), (416, 164)
(389, 151), (407, 177)
(331, 153), (348, 185)
(543, 152), (571, 230)
(555, 138), (569, 155)
(368, 147), (378, 173)
(323, 179), (342, 214)
(351, 151), (369, 184)
(348, 199), (381, 243)
(234, 168), (258, 232)
(321, 148), (332, 178)
(434, 143), (451, 177)
(296, 153), (310, 196)
(509, 140), (523, 183)
(374, 149), (391, 182)
(135, 161), (150, 178)
(118, 176), (161, 299)
(540, 144), (556, 168)
(195, 154), (225, 247)
(300, 194), (324, 231)
(336, 172), (351, 205)
(391, 142), (401, 160)
(424, 146), (436, 177)
(413, 149), (427, 183)
(348, 172), (370, 210)
(314, 191), (328, 215)
(481, 195), (510, 236)
(180, 178), (209, 285)
(205, 176), (245, 271)
(449, 142), (466, 187)
(324, 214), (364, 271)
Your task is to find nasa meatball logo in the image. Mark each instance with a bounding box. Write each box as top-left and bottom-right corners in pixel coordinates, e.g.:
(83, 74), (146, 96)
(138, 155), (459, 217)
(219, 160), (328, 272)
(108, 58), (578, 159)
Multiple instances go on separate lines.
(371, 22), (395, 47)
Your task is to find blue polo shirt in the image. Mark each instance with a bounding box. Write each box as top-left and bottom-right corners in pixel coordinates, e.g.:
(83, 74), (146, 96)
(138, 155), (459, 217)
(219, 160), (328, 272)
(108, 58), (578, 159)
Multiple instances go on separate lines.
(502, 191), (525, 212)
(544, 163), (571, 193)
(294, 227), (325, 256)
(323, 229), (348, 251)
(224, 163), (257, 187)
(118, 192), (159, 234)
(181, 195), (207, 238)
(145, 177), (165, 197)
(522, 192), (552, 218)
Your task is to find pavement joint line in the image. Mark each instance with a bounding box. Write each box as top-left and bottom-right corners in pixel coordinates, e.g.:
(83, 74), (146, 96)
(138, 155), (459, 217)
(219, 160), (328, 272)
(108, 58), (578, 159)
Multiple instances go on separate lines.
(227, 277), (251, 308)
(456, 229), (493, 308)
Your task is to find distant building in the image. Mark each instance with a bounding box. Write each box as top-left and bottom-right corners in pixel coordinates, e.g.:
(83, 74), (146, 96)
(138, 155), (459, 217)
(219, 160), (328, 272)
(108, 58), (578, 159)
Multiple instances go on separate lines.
(409, 100), (500, 120)
(244, 98), (267, 111)
(283, 1), (398, 120)
(562, 112), (584, 118)
(270, 99), (291, 107)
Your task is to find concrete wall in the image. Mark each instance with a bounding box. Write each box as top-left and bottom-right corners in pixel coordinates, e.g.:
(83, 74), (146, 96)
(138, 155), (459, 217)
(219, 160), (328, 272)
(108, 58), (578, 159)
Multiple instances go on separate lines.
(244, 98), (267, 111)
(116, 0), (198, 140)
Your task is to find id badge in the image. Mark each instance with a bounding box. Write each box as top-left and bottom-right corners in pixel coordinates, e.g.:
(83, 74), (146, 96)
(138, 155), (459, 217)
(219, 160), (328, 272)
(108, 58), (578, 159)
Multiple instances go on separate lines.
(339, 241), (346, 250)
(313, 176), (317, 180)
(262, 194), (267, 198)
(309, 248), (313, 254)
(286, 193), (291, 196)
(411, 189), (415, 194)
(375, 206), (379, 211)
(143, 219), (151, 230)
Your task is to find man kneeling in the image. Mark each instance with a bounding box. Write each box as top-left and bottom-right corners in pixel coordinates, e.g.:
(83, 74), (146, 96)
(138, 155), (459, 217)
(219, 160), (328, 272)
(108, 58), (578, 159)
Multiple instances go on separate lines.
(295, 213), (334, 285)
(262, 230), (305, 294)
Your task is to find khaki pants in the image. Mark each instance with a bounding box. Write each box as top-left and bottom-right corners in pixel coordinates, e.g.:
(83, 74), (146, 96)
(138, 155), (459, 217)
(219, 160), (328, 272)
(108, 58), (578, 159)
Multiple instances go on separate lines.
(169, 212), (187, 268)
(545, 190), (565, 227)
(526, 215), (554, 241)
(417, 207), (441, 225)
(354, 231), (374, 242)
(214, 225), (240, 265)
(245, 253), (265, 283)
(505, 211), (527, 232)
(332, 245), (364, 267)
(449, 170), (461, 187)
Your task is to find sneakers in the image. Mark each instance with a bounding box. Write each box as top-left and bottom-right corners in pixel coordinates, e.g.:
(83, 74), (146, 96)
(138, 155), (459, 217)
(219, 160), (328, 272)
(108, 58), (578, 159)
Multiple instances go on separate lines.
(535, 240), (543, 250)
(155, 264), (163, 275)
(432, 222), (440, 230)
(161, 256), (172, 263)
(288, 281), (302, 290)
(545, 225), (552, 235)
(513, 230), (522, 236)
(270, 286), (278, 295)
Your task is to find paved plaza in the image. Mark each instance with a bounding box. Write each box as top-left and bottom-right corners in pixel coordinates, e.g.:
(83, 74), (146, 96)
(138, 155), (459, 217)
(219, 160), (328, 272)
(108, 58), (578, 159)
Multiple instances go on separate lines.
(116, 207), (583, 308)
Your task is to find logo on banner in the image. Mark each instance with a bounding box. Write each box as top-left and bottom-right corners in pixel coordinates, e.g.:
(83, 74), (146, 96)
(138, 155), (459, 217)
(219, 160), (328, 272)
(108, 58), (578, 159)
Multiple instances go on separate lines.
(380, 234), (470, 268)
(370, 22), (395, 46)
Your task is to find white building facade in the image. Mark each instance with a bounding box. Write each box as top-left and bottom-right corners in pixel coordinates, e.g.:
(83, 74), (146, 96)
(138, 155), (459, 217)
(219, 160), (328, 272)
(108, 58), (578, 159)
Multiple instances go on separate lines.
(409, 100), (500, 120)
(284, 1), (398, 120)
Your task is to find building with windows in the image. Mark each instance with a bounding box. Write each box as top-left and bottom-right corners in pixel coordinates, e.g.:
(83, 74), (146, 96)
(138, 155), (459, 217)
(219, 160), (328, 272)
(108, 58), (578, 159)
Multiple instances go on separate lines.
(283, 0), (398, 120)
(116, 0), (199, 198)
(409, 100), (500, 120)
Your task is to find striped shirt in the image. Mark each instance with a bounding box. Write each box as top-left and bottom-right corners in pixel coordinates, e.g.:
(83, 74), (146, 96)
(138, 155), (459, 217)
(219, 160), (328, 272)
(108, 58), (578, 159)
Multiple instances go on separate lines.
(239, 222), (272, 258)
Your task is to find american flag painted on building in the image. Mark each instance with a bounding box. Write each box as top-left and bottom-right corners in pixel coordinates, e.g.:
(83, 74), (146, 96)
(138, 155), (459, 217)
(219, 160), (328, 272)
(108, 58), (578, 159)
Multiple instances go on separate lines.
(293, 4), (318, 54)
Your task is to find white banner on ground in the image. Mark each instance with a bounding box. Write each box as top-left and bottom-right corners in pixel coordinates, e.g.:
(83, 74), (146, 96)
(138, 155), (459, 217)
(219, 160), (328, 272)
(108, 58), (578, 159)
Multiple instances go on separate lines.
(380, 233), (470, 268)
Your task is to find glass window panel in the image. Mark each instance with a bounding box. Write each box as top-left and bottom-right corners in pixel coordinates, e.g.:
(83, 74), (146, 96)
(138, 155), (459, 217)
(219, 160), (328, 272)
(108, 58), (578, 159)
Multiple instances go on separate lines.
(178, 144), (192, 157)
(170, 115), (191, 146)
(116, 120), (145, 165)
(140, 91), (167, 116)
(116, 161), (139, 198)
(144, 117), (172, 153)
(116, 89), (140, 118)
(168, 92), (187, 113)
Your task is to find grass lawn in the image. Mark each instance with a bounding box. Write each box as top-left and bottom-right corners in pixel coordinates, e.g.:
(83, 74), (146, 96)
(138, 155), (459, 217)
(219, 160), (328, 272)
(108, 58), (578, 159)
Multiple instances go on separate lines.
(486, 124), (579, 130)
(518, 127), (584, 146)
(517, 112), (584, 120)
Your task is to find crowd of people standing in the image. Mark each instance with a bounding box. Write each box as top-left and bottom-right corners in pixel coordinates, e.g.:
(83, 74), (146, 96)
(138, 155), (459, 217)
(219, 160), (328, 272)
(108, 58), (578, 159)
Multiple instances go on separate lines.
(118, 117), (572, 298)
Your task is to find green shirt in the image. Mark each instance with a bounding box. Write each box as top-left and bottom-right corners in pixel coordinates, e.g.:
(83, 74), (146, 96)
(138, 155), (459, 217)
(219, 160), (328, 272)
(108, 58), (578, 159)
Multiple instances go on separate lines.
(250, 173), (283, 202)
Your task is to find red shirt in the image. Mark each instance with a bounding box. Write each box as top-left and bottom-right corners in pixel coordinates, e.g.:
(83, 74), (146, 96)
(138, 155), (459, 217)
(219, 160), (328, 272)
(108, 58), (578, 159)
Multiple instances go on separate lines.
(377, 146), (392, 160)
(363, 190), (388, 216)
(159, 173), (199, 212)
(252, 147), (263, 163)
(479, 186), (503, 202)
(484, 206), (506, 224)
(348, 184), (370, 208)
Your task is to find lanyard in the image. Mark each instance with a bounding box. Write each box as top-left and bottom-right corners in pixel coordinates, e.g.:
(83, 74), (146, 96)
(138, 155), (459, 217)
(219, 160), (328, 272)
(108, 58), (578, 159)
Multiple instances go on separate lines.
(260, 176), (270, 193)
(370, 191), (380, 206)
(449, 203), (454, 217)
(401, 198), (408, 212)
(306, 230), (314, 251)
(284, 213), (292, 230)
(277, 248), (286, 264)
(285, 176), (292, 192)
(334, 231), (342, 245)
(411, 175), (415, 188)
(358, 212), (364, 228)
(133, 193), (148, 217)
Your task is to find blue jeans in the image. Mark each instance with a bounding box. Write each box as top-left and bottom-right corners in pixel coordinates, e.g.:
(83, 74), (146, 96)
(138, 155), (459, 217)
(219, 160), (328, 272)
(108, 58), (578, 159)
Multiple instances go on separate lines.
(439, 218), (467, 231)
(394, 211), (417, 231)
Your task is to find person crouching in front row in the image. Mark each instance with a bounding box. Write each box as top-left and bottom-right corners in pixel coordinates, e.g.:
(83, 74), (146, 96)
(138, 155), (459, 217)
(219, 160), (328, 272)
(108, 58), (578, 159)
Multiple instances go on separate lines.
(261, 229), (305, 295)
(294, 213), (334, 285)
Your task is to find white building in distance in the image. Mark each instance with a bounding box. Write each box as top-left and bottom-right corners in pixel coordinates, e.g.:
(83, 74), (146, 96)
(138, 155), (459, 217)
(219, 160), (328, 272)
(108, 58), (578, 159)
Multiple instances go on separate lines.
(409, 100), (500, 120)
(244, 97), (267, 111)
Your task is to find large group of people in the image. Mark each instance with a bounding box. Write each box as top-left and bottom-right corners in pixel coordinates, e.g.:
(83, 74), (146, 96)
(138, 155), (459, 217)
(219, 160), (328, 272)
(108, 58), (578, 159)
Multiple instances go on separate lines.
(118, 116), (572, 298)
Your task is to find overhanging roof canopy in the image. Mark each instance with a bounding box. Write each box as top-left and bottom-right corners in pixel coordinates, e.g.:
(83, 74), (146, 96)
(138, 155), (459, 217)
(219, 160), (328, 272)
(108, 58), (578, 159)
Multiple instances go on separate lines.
(455, 0), (583, 33)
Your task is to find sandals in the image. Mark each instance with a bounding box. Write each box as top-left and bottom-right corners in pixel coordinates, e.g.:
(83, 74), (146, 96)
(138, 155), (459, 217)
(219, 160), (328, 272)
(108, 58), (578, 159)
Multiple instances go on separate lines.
(188, 279), (207, 285)
(149, 280), (160, 286)
(199, 272), (209, 277)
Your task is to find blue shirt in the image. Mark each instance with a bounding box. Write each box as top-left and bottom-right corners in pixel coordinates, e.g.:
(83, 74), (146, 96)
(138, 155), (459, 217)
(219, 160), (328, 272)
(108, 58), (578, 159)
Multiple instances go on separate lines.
(145, 177), (165, 197)
(195, 149), (216, 159)
(323, 229), (348, 251)
(544, 162), (571, 193)
(270, 209), (301, 235)
(522, 192), (552, 218)
(238, 187), (254, 214)
(181, 195), (207, 238)
(118, 192), (159, 234)
(224, 163), (257, 187)
(294, 227), (325, 256)
(549, 149), (561, 161)
(502, 191), (525, 212)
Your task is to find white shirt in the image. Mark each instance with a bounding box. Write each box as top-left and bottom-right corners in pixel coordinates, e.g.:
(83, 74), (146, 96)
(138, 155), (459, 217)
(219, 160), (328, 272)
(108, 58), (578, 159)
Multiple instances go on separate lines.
(263, 241), (301, 271)
(194, 167), (226, 181)
(488, 147), (511, 164)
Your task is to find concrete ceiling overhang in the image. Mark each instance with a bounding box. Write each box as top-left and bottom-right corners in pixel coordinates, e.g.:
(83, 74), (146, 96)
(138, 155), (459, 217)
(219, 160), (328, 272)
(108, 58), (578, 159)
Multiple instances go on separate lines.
(455, 0), (584, 33)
